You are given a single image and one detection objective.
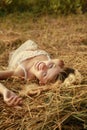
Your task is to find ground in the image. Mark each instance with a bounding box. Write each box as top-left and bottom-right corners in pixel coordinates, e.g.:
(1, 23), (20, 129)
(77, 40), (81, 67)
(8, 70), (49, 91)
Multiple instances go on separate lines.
(0, 13), (87, 130)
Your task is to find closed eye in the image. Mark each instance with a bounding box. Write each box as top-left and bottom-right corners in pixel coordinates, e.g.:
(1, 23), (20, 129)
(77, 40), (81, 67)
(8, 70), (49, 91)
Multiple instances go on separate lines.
(48, 63), (55, 68)
(42, 72), (47, 77)
(48, 63), (53, 68)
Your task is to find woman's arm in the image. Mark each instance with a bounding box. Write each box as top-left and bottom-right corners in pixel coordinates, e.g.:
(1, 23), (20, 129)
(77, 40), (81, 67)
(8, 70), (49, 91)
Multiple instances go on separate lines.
(0, 70), (14, 80)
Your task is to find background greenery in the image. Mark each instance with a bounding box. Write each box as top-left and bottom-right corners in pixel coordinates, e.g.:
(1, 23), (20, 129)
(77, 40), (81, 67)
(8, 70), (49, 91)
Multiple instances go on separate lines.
(0, 0), (87, 16)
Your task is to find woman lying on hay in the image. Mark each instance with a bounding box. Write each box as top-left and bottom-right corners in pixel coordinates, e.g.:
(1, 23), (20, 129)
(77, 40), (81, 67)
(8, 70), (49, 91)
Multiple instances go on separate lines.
(0, 40), (82, 106)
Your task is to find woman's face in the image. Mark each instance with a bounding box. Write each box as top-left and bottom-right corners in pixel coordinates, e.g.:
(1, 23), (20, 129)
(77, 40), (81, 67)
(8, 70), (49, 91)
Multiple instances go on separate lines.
(30, 59), (64, 84)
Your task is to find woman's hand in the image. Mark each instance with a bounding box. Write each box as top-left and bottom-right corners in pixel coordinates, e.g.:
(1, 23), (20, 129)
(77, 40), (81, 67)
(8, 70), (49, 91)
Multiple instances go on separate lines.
(3, 89), (22, 106)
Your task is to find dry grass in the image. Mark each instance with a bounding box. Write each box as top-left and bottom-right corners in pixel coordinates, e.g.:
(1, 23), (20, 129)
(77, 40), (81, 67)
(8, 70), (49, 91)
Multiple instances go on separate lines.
(0, 13), (87, 130)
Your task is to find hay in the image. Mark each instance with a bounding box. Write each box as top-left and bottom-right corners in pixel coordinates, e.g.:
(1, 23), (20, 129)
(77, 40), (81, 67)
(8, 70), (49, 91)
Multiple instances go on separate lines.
(0, 14), (87, 130)
(0, 82), (87, 130)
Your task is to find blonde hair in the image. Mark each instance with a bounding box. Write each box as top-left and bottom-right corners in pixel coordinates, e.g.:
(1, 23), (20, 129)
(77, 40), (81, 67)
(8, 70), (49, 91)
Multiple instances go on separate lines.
(57, 67), (82, 86)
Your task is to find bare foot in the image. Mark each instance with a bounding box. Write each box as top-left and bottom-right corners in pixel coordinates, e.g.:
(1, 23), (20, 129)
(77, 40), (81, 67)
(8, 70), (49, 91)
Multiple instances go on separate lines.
(3, 89), (22, 106)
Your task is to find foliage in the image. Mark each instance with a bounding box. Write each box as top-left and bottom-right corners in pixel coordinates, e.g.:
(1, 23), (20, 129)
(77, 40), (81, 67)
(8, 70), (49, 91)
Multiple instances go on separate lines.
(0, 0), (87, 16)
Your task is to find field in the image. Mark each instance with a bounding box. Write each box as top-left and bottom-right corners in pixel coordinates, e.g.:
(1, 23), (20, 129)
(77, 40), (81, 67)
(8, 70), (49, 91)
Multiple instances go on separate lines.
(0, 13), (87, 130)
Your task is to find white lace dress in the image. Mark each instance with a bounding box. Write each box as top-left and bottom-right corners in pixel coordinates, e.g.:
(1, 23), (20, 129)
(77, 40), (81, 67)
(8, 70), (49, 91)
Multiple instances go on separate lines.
(8, 40), (50, 70)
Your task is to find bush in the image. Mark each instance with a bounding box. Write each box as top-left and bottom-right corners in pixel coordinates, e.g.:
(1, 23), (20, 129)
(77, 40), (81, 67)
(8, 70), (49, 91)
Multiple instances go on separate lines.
(0, 0), (87, 16)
